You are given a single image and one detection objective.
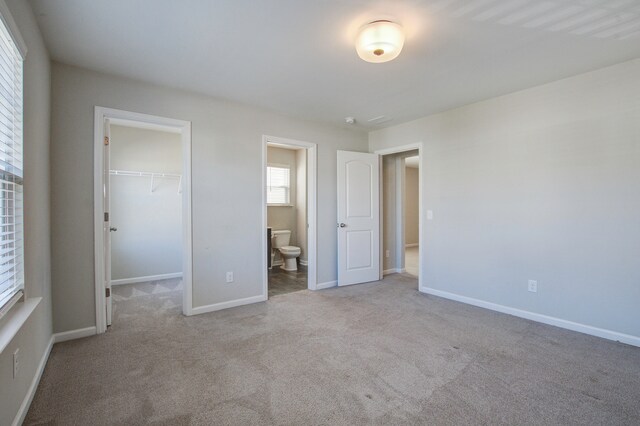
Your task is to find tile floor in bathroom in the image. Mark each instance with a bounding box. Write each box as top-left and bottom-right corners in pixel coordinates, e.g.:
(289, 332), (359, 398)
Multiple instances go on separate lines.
(268, 264), (307, 297)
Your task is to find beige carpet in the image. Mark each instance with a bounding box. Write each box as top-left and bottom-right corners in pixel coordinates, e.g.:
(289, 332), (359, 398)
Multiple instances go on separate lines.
(25, 275), (640, 425)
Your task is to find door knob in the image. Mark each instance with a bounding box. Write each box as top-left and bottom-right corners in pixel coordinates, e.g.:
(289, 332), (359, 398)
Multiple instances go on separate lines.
(110, 227), (118, 232)
(338, 223), (347, 228)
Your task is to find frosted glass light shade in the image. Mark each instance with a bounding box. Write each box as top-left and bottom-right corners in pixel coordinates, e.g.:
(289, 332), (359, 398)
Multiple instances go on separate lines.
(355, 20), (405, 63)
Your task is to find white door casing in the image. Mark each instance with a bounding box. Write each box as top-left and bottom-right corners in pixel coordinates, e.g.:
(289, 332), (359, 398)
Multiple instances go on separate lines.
(94, 106), (193, 334)
(337, 150), (380, 286)
(104, 119), (112, 326)
(262, 135), (318, 294)
(374, 142), (424, 290)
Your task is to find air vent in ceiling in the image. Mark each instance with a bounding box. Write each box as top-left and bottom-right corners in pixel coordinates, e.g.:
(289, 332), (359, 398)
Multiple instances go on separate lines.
(367, 115), (393, 125)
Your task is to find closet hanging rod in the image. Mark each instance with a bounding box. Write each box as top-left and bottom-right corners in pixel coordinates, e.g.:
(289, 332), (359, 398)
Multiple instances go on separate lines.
(109, 169), (181, 179)
(109, 169), (183, 193)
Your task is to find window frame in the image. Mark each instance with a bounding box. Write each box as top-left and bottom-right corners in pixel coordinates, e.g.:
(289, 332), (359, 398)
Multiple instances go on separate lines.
(266, 163), (292, 206)
(0, 0), (26, 319)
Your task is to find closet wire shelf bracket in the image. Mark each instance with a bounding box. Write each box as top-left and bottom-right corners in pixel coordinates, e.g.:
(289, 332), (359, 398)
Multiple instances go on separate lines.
(109, 169), (183, 194)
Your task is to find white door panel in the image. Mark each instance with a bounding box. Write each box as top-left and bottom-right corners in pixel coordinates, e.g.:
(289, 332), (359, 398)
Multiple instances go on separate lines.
(337, 151), (380, 286)
(347, 230), (372, 269)
(346, 161), (372, 218)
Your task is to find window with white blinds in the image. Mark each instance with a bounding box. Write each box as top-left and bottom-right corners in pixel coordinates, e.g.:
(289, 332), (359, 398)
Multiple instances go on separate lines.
(0, 13), (24, 312)
(266, 165), (290, 205)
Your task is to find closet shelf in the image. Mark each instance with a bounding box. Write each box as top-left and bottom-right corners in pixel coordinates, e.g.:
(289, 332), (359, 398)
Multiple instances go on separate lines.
(109, 169), (182, 193)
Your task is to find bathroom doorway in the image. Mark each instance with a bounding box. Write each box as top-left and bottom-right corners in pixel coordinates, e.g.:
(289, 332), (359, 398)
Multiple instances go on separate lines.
(262, 136), (317, 297)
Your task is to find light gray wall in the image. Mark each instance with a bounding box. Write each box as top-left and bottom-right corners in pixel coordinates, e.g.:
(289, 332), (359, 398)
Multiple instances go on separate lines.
(0, 0), (52, 424)
(405, 167), (419, 246)
(295, 148), (307, 261)
(50, 63), (368, 332)
(267, 146), (297, 248)
(370, 59), (640, 338)
(110, 125), (182, 280)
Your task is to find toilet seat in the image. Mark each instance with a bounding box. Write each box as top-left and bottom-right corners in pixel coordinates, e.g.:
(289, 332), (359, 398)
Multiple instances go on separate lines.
(279, 246), (300, 254)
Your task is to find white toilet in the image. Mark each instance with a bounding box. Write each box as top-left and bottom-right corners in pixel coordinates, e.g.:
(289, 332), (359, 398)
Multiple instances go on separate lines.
(271, 230), (301, 272)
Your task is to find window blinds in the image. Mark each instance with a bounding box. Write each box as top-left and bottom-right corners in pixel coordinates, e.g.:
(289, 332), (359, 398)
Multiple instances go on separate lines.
(0, 14), (23, 311)
(267, 166), (290, 205)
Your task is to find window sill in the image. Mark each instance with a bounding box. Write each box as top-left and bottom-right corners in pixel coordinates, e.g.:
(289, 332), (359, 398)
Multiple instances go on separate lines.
(267, 204), (294, 207)
(0, 297), (42, 354)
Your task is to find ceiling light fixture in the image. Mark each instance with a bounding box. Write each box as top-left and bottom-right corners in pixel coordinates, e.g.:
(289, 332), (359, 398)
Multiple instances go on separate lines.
(355, 20), (405, 63)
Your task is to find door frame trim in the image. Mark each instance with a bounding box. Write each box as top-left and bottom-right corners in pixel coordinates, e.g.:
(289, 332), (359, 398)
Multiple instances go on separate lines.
(374, 143), (424, 290)
(262, 135), (318, 295)
(93, 106), (193, 334)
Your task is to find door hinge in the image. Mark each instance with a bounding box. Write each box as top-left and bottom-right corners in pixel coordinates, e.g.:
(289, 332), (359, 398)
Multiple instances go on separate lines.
(105, 288), (110, 298)
(104, 212), (109, 222)
(104, 136), (109, 146)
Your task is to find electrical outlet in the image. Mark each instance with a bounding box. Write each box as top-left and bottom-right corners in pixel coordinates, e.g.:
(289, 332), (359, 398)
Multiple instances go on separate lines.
(226, 272), (234, 283)
(528, 280), (538, 293)
(427, 210), (434, 220)
(385, 250), (390, 258)
(13, 348), (19, 379)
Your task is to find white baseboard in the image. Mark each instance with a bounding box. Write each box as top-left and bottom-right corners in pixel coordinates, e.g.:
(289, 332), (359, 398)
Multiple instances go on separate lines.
(299, 259), (308, 266)
(405, 243), (419, 248)
(12, 335), (54, 426)
(315, 280), (337, 290)
(420, 287), (640, 348)
(191, 294), (267, 315)
(53, 326), (97, 343)
(111, 272), (182, 286)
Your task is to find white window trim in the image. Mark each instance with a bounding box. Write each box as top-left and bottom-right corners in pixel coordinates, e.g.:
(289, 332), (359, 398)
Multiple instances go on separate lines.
(0, 0), (36, 357)
(0, 297), (40, 353)
(0, 0), (28, 328)
(0, 0), (27, 60)
(0, 290), (23, 318)
(266, 163), (292, 206)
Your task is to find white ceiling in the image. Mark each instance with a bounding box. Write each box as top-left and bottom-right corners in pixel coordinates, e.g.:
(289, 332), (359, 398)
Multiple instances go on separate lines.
(29, 0), (640, 129)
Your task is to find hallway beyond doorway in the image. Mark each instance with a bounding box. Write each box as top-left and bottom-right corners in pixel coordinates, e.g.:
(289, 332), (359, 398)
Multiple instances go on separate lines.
(405, 246), (418, 277)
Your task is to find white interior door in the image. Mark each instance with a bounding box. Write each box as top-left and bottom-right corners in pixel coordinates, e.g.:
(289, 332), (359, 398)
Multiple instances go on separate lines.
(337, 150), (380, 286)
(103, 119), (112, 326)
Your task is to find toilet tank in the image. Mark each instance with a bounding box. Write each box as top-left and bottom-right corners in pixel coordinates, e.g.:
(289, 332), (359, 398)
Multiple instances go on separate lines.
(272, 230), (291, 248)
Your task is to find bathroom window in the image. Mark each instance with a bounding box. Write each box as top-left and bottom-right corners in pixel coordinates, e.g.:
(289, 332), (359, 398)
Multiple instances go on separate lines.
(267, 164), (290, 205)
